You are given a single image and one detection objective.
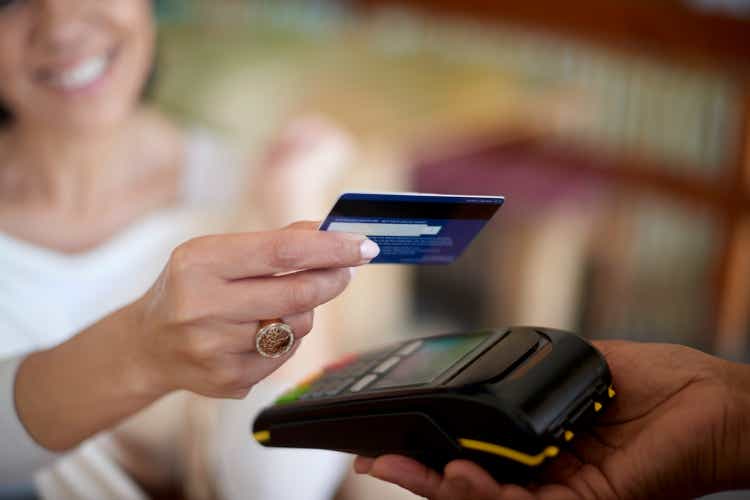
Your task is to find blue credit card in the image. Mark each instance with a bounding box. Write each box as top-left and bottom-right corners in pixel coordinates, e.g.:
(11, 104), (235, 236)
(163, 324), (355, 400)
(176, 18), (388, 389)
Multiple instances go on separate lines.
(319, 192), (504, 264)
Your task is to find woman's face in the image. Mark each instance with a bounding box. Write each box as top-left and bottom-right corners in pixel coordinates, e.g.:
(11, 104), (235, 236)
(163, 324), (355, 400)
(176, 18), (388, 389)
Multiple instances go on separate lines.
(0, 0), (155, 133)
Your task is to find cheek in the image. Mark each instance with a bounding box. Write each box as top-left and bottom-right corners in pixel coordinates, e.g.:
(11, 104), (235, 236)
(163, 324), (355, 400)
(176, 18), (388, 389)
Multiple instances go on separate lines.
(108, 0), (156, 51)
(92, 0), (156, 116)
(96, 0), (155, 76)
(0, 22), (30, 110)
(117, 1), (156, 89)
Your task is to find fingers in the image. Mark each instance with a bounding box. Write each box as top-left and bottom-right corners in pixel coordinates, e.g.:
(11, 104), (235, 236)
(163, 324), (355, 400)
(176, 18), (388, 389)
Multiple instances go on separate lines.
(353, 456), (375, 474)
(443, 461), (510, 498)
(357, 455), (533, 500)
(280, 310), (315, 340)
(236, 339), (305, 384)
(197, 340), (305, 399)
(223, 267), (353, 320)
(221, 310), (315, 353)
(367, 455), (444, 499)
(175, 229), (378, 280)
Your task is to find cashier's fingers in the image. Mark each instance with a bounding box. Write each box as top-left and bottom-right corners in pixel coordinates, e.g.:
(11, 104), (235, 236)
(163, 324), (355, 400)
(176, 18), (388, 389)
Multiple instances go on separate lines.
(353, 456), (374, 474)
(444, 460), (541, 499)
(443, 461), (584, 500)
(362, 455), (500, 499)
(359, 455), (540, 500)
(443, 460), (537, 499)
(363, 455), (444, 498)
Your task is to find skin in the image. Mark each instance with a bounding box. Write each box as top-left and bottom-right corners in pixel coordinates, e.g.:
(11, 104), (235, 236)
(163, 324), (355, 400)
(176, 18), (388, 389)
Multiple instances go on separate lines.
(0, 0), (380, 453)
(17, 222), (378, 451)
(0, 0), (183, 253)
(9, 3), (747, 497)
(354, 341), (750, 499)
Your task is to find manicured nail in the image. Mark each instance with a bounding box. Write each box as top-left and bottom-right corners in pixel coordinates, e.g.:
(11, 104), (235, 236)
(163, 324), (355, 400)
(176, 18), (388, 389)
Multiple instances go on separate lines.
(360, 239), (380, 261)
(349, 267), (357, 278)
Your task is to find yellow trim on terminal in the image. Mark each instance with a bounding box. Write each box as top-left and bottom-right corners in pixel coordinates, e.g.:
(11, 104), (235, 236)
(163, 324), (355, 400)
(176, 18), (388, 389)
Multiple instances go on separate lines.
(253, 430), (270, 443)
(564, 430), (574, 442)
(458, 438), (559, 467)
(608, 386), (616, 398)
(594, 401), (603, 412)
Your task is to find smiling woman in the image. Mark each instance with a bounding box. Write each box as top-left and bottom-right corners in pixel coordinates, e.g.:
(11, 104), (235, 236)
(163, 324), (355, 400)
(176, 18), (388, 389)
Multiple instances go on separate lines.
(0, 1), (364, 499)
(0, 0), (155, 131)
(0, 0), (160, 128)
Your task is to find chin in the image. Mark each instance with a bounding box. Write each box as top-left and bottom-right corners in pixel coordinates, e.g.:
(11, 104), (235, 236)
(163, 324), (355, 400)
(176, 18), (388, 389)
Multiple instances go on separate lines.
(48, 102), (138, 135)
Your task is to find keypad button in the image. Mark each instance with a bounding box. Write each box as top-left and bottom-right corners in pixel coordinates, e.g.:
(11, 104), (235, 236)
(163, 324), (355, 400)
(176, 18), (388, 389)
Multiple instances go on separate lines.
(349, 374), (378, 392)
(398, 340), (423, 356)
(359, 348), (393, 362)
(299, 391), (325, 400)
(332, 359), (379, 380)
(325, 377), (356, 395)
(304, 376), (356, 397)
(373, 356), (401, 374)
(324, 354), (358, 372)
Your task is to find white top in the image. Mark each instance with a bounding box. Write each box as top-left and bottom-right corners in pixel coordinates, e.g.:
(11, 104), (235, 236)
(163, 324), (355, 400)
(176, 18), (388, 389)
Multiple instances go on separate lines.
(0, 130), (347, 499)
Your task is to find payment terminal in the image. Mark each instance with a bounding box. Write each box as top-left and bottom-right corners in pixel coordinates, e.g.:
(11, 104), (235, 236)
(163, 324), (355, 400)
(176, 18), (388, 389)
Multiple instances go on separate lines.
(252, 326), (614, 482)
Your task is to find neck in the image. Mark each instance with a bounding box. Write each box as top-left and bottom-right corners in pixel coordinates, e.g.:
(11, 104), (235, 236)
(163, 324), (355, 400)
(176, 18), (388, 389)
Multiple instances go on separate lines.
(1, 117), (134, 212)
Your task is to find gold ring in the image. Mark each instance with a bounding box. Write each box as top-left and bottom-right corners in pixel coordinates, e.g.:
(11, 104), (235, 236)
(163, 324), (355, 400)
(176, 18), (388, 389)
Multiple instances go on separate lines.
(255, 319), (295, 358)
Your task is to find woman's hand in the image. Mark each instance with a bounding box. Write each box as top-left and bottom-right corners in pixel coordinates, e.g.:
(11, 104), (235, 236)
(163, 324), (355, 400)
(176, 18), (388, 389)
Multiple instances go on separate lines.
(15, 222), (378, 451)
(354, 341), (750, 499)
(131, 221), (375, 399)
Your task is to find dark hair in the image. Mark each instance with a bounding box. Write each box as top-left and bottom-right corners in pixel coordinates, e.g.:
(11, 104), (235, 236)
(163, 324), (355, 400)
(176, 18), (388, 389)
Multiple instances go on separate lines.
(0, 105), (9, 127)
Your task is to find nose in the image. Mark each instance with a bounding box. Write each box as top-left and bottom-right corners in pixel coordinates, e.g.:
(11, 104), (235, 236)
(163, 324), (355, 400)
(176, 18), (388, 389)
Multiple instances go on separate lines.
(33, 0), (90, 55)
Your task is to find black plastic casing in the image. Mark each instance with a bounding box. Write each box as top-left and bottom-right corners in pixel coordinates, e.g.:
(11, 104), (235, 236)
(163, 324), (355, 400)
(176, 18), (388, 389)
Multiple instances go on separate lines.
(252, 326), (612, 483)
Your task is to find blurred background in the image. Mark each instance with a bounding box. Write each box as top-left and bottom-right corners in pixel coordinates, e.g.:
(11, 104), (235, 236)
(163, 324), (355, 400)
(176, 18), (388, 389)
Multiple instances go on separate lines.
(148, 1), (749, 497)
(152, 0), (750, 353)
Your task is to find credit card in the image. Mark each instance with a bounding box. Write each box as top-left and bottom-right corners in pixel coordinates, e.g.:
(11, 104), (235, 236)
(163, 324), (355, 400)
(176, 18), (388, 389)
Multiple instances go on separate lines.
(319, 192), (504, 264)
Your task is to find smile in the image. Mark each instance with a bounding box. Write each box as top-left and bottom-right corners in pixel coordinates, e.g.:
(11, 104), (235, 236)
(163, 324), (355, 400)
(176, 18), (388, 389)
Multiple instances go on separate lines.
(40, 49), (117, 92)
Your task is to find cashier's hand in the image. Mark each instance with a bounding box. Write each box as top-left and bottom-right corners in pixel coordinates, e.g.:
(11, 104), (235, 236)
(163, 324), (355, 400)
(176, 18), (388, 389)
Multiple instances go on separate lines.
(354, 341), (750, 499)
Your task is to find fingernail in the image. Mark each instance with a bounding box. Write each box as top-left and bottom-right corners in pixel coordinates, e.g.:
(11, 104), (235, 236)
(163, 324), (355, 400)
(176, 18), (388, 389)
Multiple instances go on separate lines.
(360, 239), (380, 261)
(349, 267), (357, 278)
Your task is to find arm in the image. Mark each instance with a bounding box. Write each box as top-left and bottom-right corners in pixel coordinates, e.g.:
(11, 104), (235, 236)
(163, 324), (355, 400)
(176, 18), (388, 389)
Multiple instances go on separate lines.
(9, 223), (379, 457)
(355, 341), (750, 499)
(0, 356), (57, 482)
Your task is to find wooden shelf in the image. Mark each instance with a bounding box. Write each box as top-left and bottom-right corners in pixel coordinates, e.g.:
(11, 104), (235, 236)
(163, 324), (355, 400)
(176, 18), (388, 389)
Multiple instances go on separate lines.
(354, 0), (750, 353)
(353, 0), (750, 71)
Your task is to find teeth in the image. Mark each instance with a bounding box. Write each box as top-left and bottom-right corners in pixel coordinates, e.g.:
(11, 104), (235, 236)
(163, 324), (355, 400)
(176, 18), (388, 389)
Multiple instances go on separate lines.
(49, 55), (108, 89)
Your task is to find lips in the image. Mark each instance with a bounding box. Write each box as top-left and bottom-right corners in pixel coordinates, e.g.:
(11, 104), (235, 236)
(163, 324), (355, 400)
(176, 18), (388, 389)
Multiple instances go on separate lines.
(37, 48), (117, 92)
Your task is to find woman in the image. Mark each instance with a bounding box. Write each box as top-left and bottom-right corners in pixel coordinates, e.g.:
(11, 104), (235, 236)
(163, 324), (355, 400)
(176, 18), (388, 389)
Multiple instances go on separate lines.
(0, 0), (378, 498)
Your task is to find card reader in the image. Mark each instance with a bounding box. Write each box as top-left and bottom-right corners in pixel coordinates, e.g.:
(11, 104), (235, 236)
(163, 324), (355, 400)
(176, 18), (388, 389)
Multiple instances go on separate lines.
(252, 326), (614, 483)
